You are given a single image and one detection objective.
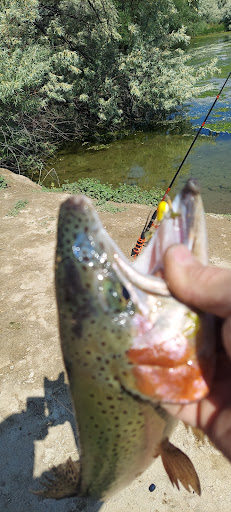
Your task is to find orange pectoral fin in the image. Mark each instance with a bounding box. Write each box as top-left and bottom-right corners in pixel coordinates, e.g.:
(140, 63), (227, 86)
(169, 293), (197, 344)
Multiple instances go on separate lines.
(159, 438), (201, 495)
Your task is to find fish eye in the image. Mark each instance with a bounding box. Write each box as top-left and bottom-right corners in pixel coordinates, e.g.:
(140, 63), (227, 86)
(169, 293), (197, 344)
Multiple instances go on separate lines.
(122, 286), (130, 300)
(98, 277), (133, 316)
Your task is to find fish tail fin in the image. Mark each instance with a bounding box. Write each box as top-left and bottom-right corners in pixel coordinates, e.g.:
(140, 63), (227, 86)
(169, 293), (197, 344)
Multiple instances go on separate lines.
(159, 438), (201, 495)
(32, 457), (80, 499)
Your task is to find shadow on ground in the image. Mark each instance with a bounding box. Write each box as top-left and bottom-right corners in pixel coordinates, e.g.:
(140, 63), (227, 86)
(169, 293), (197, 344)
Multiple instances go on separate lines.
(0, 372), (102, 512)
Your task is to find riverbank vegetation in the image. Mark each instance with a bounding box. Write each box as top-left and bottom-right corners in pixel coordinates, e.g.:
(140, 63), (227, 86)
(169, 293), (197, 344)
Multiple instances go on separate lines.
(197, 0), (231, 32)
(173, 0), (231, 35)
(44, 177), (165, 208)
(0, 0), (227, 177)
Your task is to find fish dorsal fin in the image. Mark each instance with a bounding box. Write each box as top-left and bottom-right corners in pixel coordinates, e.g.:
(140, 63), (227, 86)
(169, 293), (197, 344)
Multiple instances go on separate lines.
(33, 457), (80, 499)
(159, 438), (201, 495)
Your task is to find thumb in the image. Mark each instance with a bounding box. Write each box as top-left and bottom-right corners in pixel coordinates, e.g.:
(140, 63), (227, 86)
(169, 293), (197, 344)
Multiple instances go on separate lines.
(163, 245), (231, 318)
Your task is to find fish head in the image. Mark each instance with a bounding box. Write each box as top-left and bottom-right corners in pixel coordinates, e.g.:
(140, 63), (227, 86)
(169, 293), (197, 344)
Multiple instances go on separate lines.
(55, 195), (137, 368)
(55, 179), (215, 407)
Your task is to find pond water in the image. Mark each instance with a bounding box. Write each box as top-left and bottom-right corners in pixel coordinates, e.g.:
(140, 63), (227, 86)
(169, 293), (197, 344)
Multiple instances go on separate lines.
(46, 32), (231, 214)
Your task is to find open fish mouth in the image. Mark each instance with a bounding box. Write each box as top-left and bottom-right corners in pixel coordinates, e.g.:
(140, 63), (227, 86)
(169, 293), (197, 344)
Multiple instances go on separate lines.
(57, 179), (215, 405)
(111, 179), (215, 404)
(114, 178), (208, 293)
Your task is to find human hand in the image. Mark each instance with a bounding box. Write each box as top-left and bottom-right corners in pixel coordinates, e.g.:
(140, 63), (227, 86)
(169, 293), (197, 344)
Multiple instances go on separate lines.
(163, 244), (231, 461)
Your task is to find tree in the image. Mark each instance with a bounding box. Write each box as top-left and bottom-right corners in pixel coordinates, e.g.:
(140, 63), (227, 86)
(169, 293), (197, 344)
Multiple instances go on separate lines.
(0, 0), (216, 175)
(198, 0), (231, 26)
(221, 0), (231, 29)
(198, 0), (222, 22)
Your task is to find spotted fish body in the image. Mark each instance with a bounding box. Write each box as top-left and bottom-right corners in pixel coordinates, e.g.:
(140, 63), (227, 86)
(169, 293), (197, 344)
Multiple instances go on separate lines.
(55, 197), (177, 499)
(38, 180), (214, 500)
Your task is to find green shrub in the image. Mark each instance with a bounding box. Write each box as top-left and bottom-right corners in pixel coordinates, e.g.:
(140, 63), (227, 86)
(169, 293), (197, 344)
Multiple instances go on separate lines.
(61, 178), (164, 206)
(0, 0), (217, 176)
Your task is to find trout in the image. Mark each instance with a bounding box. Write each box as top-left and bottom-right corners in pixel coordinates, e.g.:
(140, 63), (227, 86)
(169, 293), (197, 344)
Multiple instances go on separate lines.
(37, 179), (214, 500)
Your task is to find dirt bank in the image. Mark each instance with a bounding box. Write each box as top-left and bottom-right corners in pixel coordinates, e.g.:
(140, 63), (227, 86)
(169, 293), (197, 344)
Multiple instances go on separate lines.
(0, 167), (231, 512)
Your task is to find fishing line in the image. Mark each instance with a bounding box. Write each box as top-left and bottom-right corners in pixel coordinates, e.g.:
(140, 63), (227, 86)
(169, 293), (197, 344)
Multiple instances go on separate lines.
(131, 71), (231, 258)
